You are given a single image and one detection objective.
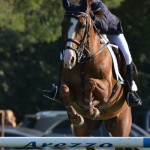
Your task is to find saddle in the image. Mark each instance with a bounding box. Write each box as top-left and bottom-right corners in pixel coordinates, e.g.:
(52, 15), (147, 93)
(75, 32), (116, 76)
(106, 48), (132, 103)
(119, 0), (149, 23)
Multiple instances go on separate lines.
(111, 45), (126, 80)
(100, 34), (126, 81)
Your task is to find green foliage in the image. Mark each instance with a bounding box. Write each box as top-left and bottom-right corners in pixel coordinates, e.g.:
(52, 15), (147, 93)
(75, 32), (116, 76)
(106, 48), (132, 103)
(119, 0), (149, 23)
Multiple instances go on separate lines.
(103, 0), (124, 8)
(0, 0), (149, 119)
(0, 0), (64, 119)
(0, 0), (64, 43)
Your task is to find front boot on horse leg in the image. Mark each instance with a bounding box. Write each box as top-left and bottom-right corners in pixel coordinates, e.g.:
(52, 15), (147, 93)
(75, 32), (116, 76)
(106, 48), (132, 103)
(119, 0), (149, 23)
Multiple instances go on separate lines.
(126, 62), (142, 107)
(43, 60), (63, 102)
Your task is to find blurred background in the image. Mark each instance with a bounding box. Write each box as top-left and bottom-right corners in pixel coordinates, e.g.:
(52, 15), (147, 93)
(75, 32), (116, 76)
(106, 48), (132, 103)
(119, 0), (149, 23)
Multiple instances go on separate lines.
(0, 0), (149, 135)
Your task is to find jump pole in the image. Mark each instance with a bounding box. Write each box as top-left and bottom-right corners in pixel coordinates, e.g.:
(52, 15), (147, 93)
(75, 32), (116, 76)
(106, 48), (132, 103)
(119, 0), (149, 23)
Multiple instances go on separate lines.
(0, 137), (150, 148)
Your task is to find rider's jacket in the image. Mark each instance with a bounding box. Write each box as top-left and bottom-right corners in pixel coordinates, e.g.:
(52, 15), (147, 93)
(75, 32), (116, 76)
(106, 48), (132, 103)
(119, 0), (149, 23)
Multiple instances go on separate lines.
(91, 0), (123, 34)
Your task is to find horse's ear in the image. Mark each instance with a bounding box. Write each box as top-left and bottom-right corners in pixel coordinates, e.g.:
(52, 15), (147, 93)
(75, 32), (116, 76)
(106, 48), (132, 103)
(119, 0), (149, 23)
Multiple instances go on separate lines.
(62, 0), (70, 11)
(80, 0), (88, 12)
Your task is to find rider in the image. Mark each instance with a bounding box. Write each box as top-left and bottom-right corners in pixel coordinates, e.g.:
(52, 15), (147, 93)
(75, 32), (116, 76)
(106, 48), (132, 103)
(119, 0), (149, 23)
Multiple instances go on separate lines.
(43, 0), (142, 107)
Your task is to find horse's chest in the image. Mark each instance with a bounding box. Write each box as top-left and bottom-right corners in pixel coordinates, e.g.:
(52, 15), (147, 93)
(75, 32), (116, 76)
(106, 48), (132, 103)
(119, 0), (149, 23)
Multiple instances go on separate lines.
(62, 61), (105, 85)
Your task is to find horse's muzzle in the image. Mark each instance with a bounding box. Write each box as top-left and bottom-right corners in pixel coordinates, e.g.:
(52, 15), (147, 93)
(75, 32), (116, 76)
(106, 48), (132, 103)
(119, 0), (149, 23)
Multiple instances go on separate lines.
(63, 49), (77, 69)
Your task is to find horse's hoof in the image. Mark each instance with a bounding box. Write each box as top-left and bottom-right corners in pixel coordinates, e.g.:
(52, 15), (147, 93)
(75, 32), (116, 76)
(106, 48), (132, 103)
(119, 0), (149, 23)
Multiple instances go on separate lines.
(91, 107), (100, 119)
(70, 114), (84, 127)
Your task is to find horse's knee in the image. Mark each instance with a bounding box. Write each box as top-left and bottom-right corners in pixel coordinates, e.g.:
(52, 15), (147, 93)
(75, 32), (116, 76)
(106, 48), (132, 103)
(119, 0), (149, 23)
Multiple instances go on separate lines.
(60, 84), (70, 97)
(85, 79), (96, 92)
(59, 84), (71, 107)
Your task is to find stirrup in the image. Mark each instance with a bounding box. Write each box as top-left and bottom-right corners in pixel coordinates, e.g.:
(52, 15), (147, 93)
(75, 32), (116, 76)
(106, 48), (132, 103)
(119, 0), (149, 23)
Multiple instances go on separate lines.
(43, 84), (61, 103)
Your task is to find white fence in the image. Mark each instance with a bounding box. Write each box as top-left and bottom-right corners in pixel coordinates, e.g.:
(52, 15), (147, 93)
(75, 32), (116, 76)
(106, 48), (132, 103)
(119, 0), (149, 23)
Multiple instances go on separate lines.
(0, 137), (150, 148)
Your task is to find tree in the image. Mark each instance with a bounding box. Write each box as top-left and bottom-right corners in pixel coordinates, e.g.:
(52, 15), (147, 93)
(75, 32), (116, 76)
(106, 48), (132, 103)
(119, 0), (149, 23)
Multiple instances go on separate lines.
(0, 0), (64, 120)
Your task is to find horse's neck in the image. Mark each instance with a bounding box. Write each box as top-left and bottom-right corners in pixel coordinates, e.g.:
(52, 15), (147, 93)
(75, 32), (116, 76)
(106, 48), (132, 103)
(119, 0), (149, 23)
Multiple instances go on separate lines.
(89, 30), (110, 62)
(88, 28), (102, 52)
(88, 29), (117, 87)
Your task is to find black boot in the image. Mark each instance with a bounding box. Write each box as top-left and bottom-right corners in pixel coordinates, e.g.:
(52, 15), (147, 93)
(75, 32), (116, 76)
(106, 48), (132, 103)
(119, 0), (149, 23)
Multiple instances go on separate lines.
(126, 62), (142, 107)
(43, 61), (62, 102)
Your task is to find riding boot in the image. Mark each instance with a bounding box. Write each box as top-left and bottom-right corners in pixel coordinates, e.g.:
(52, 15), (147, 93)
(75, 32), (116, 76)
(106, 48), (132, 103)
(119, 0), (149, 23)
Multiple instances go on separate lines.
(126, 62), (142, 106)
(43, 61), (63, 102)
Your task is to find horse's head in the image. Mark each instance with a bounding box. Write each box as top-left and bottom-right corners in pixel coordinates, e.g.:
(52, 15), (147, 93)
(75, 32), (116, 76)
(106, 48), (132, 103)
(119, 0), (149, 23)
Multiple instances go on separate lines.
(61, 0), (93, 69)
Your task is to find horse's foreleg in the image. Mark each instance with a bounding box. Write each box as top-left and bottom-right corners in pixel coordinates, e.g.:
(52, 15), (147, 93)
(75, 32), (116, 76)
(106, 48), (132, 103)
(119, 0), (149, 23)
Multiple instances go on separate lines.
(84, 79), (100, 118)
(73, 118), (97, 150)
(60, 84), (84, 126)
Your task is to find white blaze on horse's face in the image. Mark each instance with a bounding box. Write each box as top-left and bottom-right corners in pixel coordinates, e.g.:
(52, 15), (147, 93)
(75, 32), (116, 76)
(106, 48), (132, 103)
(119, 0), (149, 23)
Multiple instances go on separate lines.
(63, 18), (78, 69)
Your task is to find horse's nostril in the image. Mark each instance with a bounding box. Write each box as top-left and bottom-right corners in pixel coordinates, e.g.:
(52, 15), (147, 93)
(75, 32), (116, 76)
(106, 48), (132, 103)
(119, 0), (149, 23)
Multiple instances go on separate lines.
(71, 57), (74, 64)
(64, 64), (67, 68)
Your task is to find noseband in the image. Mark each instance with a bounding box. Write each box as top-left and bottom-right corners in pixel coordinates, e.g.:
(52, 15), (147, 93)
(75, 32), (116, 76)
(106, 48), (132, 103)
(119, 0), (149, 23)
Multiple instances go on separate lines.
(63, 11), (91, 63)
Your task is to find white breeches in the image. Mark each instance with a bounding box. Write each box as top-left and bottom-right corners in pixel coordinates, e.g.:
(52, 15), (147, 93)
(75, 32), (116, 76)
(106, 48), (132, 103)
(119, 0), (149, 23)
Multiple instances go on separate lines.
(107, 34), (132, 65)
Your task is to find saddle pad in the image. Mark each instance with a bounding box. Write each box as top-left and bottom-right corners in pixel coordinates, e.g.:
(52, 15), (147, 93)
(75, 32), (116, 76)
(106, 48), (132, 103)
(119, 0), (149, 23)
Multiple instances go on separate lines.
(107, 44), (124, 84)
(100, 34), (124, 84)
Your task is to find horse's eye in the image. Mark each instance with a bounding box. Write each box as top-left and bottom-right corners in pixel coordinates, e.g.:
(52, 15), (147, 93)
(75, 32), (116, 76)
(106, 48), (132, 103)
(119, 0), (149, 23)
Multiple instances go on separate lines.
(80, 24), (86, 29)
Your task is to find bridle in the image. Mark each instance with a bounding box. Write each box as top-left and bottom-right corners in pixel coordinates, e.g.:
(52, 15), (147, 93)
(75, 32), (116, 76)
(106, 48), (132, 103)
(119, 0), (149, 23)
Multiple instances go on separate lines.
(62, 11), (109, 64)
(63, 11), (91, 63)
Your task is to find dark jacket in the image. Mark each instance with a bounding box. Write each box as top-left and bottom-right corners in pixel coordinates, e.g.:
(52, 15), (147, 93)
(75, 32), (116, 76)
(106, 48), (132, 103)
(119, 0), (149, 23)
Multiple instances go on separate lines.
(91, 0), (123, 34)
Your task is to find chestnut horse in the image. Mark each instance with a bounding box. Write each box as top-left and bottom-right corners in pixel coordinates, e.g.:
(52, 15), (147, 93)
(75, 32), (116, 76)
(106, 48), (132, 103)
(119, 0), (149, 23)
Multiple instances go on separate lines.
(59, 0), (140, 150)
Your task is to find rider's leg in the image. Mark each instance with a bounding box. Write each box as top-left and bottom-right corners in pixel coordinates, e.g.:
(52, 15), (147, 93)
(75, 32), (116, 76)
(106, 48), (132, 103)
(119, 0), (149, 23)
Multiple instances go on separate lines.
(43, 60), (63, 101)
(107, 34), (132, 65)
(107, 34), (142, 106)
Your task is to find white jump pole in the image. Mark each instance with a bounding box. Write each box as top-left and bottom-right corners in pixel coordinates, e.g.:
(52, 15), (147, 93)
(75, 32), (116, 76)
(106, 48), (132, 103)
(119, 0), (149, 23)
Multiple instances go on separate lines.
(0, 137), (150, 148)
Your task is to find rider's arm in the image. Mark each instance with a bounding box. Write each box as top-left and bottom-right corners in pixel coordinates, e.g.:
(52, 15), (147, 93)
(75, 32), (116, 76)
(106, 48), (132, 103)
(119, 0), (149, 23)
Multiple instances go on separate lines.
(90, 0), (108, 33)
